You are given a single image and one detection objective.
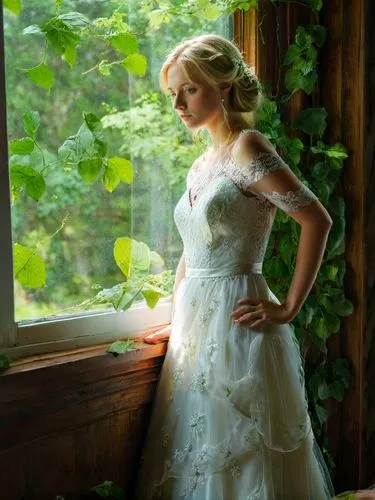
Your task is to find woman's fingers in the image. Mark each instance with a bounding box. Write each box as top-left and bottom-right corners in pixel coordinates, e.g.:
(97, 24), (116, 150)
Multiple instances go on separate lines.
(231, 304), (260, 319)
(143, 325), (171, 344)
(234, 310), (265, 327)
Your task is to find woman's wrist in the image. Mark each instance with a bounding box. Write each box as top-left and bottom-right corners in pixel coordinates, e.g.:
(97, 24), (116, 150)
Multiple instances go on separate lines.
(281, 299), (300, 322)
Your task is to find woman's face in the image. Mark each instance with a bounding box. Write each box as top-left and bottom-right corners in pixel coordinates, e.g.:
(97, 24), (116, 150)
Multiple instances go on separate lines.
(167, 62), (221, 129)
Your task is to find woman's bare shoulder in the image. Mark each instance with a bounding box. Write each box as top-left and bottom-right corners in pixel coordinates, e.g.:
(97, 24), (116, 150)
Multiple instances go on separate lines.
(232, 130), (277, 166)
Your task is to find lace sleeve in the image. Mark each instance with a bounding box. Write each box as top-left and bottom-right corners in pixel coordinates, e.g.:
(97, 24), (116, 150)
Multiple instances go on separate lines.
(259, 184), (319, 212)
(235, 152), (319, 213)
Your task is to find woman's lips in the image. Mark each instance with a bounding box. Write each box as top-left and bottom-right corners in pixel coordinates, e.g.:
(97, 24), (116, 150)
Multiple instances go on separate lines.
(180, 115), (192, 119)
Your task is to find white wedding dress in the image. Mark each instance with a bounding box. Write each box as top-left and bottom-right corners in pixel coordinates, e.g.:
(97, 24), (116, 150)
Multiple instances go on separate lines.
(133, 129), (334, 499)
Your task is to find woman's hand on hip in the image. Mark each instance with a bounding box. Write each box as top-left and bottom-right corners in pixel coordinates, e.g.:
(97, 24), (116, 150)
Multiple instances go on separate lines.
(231, 296), (294, 329)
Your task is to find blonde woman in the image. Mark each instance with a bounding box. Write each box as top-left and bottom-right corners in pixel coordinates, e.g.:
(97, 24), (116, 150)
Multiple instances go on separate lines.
(134, 34), (335, 499)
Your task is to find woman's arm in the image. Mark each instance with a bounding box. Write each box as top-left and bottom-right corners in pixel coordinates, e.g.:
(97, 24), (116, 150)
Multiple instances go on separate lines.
(283, 204), (332, 320)
(230, 130), (333, 328)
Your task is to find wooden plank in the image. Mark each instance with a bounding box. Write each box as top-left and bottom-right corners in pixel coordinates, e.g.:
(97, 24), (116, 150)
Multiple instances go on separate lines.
(320, 0), (344, 474)
(338, 0), (366, 489)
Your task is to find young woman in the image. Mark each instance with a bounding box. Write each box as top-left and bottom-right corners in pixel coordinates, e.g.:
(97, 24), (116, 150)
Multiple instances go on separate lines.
(134, 34), (335, 499)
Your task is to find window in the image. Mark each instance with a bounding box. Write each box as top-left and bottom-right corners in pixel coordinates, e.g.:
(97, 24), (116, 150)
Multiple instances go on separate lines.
(0, 1), (234, 357)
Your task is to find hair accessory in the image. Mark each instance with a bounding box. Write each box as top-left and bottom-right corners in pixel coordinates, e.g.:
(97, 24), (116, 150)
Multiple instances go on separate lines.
(234, 58), (256, 84)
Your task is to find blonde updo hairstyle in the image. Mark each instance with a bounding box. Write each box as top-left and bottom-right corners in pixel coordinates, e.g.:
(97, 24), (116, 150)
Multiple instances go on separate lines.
(159, 34), (263, 144)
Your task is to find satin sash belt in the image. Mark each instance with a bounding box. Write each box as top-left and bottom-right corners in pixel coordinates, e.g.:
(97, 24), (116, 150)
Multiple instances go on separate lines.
(185, 262), (263, 278)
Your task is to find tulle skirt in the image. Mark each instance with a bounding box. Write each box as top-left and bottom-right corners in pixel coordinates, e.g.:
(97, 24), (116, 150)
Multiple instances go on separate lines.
(133, 268), (334, 500)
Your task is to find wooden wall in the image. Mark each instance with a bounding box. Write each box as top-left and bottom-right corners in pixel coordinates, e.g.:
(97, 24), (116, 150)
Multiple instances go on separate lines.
(0, 334), (167, 500)
(363, 0), (375, 488)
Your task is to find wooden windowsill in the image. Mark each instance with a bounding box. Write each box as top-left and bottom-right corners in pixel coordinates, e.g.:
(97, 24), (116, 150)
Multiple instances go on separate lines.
(0, 324), (169, 378)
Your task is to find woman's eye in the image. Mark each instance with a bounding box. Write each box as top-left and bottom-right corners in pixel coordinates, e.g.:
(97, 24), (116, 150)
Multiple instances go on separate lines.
(185, 87), (196, 93)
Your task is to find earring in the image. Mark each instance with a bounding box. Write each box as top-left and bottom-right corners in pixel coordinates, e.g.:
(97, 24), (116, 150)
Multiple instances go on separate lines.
(221, 97), (224, 103)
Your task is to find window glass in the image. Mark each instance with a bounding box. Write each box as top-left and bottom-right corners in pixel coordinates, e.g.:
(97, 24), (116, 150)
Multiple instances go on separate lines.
(4, 0), (233, 322)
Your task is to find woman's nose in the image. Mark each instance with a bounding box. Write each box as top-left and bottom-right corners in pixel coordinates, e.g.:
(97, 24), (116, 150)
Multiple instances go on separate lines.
(173, 94), (186, 110)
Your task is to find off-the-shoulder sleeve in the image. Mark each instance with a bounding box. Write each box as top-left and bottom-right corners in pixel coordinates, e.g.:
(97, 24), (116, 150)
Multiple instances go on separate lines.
(234, 152), (319, 212)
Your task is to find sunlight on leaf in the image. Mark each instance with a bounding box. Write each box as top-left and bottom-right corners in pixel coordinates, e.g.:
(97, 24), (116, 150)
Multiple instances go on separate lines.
(14, 243), (46, 288)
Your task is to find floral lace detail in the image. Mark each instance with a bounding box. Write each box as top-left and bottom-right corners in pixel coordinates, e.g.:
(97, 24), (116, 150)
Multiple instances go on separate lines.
(188, 411), (206, 434)
(260, 183), (319, 212)
(198, 296), (220, 327)
(172, 367), (183, 382)
(206, 337), (219, 366)
(189, 370), (209, 393)
(182, 334), (197, 360)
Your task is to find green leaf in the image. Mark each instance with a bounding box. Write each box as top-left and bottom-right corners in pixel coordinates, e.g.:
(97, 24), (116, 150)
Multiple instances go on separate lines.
(318, 294), (335, 313)
(43, 18), (81, 66)
(311, 316), (329, 341)
(106, 340), (136, 355)
(295, 108), (327, 136)
(328, 195), (345, 217)
(309, 25), (326, 46)
(109, 32), (138, 55)
(202, 4), (221, 20)
(9, 137), (35, 155)
(279, 233), (294, 267)
(10, 165), (45, 200)
(315, 404), (328, 425)
(107, 157), (133, 184)
(23, 111), (41, 139)
(78, 158), (102, 184)
(102, 164), (120, 192)
(264, 256), (289, 279)
(283, 45), (301, 66)
(83, 112), (107, 156)
(113, 237), (132, 278)
(332, 358), (351, 388)
(326, 217), (346, 258)
(0, 355), (10, 370)
(295, 27), (311, 50)
(14, 243), (46, 288)
(311, 161), (328, 180)
(57, 11), (91, 28)
(26, 173), (46, 201)
(325, 143), (349, 159)
(142, 288), (162, 309)
(4, 0), (21, 15)
(23, 25), (43, 35)
(114, 238), (152, 279)
(27, 63), (55, 91)
(334, 492), (356, 500)
(91, 480), (125, 500)
(285, 68), (317, 95)
(325, 312), (341, 334)
(334, 299), (354, 317)
(329, 380), (345, 402)
(318, 381), (330, 400)
(122, 53), (147, 77)
(10, 164), (37, 187)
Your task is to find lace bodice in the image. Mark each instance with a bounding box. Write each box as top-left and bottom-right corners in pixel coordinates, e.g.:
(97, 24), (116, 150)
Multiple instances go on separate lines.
(174, 129), (318, 271)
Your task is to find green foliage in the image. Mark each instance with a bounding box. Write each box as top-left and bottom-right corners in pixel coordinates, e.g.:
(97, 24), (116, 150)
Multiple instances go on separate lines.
(0, 355), (11, 370)
(90, 480), (125, 499)
(13, 243), (46, 288)
(74, 238), (174, 312)
(107, 339), (137, 356)
(3, 0), (21, 16)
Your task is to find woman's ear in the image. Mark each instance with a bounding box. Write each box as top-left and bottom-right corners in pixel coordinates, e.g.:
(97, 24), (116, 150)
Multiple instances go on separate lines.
(219, 82), (232, 96)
